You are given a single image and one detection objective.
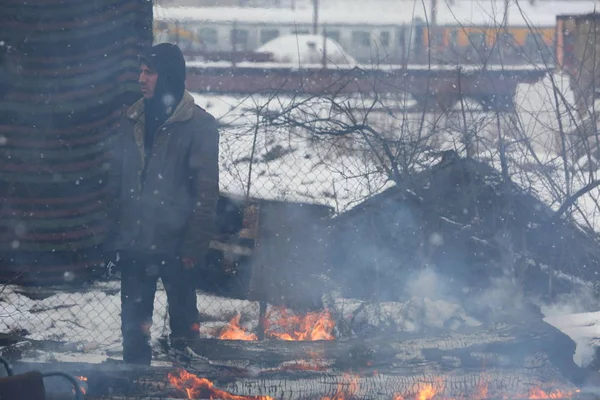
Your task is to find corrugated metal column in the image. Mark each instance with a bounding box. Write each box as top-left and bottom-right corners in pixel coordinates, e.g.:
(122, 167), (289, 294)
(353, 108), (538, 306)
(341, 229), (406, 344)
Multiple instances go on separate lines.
(0, 0), (153, 285)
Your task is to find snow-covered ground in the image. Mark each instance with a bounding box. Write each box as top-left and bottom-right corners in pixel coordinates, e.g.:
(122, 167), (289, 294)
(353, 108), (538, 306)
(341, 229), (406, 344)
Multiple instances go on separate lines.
(1, 282), (259, 365)
(2, 264), (598, 369)
(1, 278), (486, 366)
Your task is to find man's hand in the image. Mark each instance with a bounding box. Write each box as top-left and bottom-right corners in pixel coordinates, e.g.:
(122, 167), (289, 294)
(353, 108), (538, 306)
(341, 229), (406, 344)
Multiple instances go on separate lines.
(182, 257), (196, 269)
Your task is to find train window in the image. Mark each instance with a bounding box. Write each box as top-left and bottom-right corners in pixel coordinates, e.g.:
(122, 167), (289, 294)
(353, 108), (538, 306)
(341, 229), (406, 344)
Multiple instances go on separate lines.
(352, 31), (371, 47)
(231, 28), (249, 48)
(499, 32), (515, 46)
(525, 32), (552, 62)
(326, 30), (341, 43)
(260, 29), (279, 44)
(448, 29), (459, 48)
(467, 31), (486, 48)
(379, 31), (390, 47)
(525, 32), (545, 49)
(396, 29), (405, 47)
(199, 28), (218, 45)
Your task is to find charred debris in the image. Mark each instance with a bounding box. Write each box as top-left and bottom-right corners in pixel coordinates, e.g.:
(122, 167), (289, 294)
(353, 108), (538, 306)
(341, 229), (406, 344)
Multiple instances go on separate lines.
(328, 151), (600, 305)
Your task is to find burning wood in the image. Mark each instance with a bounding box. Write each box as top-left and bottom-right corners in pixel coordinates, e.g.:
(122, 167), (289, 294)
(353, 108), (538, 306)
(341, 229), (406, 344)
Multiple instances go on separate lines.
(167, 369), (581, 400)
(29, 313), (588, 400)
(528, 388), (580, 399)
(217, 307), (335, 341)
(190, 312), (586, 400)
(332, 380), (580, 400)
(264, 307), (335, 341)
(219, 314), (259, 341)
(72, 375), (88, 395)
(168, 369), (274, 400)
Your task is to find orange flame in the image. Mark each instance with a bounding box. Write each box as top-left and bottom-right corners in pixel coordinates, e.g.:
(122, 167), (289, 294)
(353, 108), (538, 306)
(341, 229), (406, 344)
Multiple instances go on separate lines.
(264, 307), (335, 341)
(416, 384), (437, 400)
(528, 388), (578, 399)
(218, 314), (258, 341)
(73, 376), (88, 395)
(218, 307), (335, 341)
(168, 369), (274, 400)
(473, 381), (488, 400)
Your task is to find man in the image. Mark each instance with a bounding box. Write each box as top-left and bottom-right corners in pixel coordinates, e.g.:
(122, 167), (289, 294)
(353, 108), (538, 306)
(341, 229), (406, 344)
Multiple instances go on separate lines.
(104, 43), (219, 365)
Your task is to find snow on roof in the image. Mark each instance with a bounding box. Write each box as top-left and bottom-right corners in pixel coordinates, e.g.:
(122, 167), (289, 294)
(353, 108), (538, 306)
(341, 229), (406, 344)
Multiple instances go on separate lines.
(154, 0), (600, 28)
(154, 3), (413, 26)
(185, 60), (550, 71)
(256, 34), (357, 66)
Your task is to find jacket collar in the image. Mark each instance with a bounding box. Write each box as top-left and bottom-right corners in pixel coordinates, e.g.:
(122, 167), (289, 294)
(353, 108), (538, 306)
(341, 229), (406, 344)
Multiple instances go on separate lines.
(126, 91), (196, 166)
(126, 90), (195, 125)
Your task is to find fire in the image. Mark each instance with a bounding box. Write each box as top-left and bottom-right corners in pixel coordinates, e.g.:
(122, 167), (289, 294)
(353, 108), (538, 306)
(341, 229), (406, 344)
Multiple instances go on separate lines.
(73, 376), (88, 395)
(168, 369), (274, 400)
(218, 307), (335, 341)
(166, 369), (583, 400)
(528, 388), (578, 399)
(219, 314), (258, 341)
(416, 384), (437, 400)
(392, 382), (577, 400)
(264, 307), (335, 341)
(474, 382), (488, 400)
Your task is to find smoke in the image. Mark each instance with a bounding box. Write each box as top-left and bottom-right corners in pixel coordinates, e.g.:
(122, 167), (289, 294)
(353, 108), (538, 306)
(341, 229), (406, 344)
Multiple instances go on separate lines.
(399, 264), (529, 327)
(539, 285), (600, 368)
(404, 266), (451, 301)
(399, 260), (600, 368)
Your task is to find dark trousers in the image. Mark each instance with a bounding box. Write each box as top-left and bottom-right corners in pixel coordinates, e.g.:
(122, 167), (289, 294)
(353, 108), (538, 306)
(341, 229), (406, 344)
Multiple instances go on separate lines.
(120, 253), (199, 365)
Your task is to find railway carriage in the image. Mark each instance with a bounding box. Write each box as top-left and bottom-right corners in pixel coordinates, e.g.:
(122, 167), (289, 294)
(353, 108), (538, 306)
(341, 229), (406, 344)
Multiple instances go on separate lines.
(153, 2), (599, 65)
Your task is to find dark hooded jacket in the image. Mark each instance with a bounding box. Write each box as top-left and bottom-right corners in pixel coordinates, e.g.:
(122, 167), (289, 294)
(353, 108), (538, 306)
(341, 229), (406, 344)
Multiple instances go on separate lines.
(104, 44), (219, 262)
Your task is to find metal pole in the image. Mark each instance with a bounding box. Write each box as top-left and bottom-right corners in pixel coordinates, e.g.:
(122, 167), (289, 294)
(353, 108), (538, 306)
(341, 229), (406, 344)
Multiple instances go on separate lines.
(322, 25), (327, 69)
(312, 0), (319, 35)
(232, 20), (237, 68)
(430, 0), (437, 50)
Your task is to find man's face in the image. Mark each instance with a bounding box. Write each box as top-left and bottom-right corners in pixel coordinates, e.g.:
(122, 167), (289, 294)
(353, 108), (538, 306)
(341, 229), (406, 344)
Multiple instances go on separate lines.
(139, 63), (158, 99)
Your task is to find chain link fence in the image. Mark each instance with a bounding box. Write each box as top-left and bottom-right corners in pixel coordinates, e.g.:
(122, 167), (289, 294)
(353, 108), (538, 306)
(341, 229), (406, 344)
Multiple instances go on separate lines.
(0, 90), (396, 361)
(3, 80), (600, 363)
(3, 0), (596, 369)
(0, 88), (490, 360)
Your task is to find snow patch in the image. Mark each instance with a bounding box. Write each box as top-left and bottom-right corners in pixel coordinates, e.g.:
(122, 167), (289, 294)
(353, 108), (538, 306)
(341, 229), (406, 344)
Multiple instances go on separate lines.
(256, 34), (356, 67)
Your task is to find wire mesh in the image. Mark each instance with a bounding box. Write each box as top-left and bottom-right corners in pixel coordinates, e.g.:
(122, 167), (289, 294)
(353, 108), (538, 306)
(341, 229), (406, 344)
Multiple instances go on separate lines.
(2, 78), (600, 363)
(0, 89), (460, 357)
